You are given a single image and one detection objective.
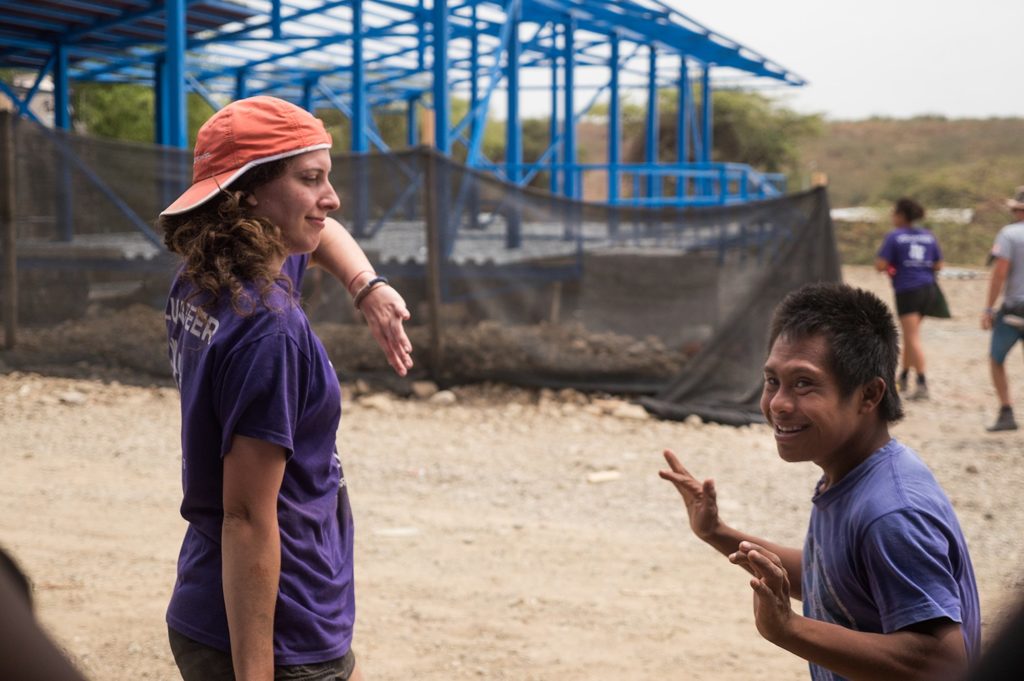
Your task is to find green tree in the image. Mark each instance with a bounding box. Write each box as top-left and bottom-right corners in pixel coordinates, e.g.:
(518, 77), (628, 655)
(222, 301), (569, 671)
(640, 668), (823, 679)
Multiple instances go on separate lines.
(71, 82), (214, 145)
(622, 89), (822, 177)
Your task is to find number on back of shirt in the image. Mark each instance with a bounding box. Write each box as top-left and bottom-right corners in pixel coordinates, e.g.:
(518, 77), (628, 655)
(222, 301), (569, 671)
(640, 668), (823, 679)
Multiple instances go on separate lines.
(908, 243), (926, 261)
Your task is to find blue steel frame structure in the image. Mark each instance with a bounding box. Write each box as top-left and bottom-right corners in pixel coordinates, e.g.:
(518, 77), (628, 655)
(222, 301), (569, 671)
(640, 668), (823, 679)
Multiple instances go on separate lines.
(0, 0), (804, 208)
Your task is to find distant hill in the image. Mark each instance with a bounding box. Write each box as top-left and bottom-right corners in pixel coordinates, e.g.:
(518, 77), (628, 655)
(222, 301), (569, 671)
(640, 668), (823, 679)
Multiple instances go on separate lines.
(798, 116), (1024, 266)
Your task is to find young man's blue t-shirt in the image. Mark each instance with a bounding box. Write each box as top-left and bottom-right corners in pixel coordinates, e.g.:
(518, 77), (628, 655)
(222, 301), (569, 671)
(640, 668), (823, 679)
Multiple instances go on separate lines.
(801, 439), (980, 681)
(877, 227), (942, 293)
(165, 254), (354, 665)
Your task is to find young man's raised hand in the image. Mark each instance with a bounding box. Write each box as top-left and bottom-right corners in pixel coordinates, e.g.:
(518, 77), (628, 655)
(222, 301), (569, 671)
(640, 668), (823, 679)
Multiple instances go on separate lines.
(658, 449), (720, 541)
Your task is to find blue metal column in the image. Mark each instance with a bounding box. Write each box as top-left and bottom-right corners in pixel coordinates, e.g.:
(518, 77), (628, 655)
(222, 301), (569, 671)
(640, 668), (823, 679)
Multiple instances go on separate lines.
(430, 0), (453, 278)
(431, 0), (450, 154)
(701, 65), (712, 164)
(405, 95), (419, 219)
(645, 45), (658, 200)
(351, 0), (369, 237)
(676, 55), (688, 200)
(561, 17), (578, 242)
(701, 65), (713, 199)
(53, 43), (70, 130)
(271, 0), (282, 39)
(505, 2), (522, 247)
(505, 4), (521, 184)
(562, 18), (576, 199)
(608, 32), (620, 204)
(406, 96), (418, 147)
(548, 24), (559, 194)
(53, 43), (72, 241)
(468, 3), (482, 230)
(351, 0), (368, 153)
(417, 0), (426, 71)
(165, 0), (187, 148)
(155, 58), (165, 144)
(155, 57), (178, 214)
(235, 69), (249, 100)
(469, 2), (480, 140)
(301, 80), (315, 112)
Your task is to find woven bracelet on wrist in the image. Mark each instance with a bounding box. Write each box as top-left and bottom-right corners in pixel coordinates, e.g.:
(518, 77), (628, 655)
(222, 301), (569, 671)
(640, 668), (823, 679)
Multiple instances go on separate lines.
(353, 275), (389, 310)
(346, 269), (375, 296)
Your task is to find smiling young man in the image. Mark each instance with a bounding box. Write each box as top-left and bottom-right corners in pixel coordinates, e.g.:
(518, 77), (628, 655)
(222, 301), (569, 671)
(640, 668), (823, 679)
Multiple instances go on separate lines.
(660, 283), (980, 681)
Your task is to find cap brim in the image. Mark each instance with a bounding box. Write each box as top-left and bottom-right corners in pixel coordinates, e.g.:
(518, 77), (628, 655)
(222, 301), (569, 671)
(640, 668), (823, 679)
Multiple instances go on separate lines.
(1007, 199), (1024, 210)
(159, 168), (239, 216)
(159, 143), (332, 217)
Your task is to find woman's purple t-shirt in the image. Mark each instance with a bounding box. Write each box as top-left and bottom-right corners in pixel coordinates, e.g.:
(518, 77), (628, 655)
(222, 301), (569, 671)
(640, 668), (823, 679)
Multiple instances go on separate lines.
(165, 255), (354, 665)
(877, 226), (942, 293)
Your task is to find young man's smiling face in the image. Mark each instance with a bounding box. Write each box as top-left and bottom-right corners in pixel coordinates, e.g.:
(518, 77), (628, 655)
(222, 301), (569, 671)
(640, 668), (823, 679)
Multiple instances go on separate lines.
(760, 333), (882, 483)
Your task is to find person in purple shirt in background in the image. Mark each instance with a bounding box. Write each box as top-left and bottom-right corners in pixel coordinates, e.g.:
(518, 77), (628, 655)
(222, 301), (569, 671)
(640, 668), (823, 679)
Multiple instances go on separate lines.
(157, 96), (413, 681)
(875, 197), (945, 401)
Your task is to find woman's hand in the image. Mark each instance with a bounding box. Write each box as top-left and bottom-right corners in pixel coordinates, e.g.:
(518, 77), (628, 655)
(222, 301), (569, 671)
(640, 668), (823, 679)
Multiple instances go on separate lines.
(359, 284), (413, 376)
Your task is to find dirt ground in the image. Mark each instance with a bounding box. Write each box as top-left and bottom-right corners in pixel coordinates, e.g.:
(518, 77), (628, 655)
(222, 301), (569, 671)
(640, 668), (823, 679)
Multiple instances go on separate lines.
(1, 265), (1022, 681)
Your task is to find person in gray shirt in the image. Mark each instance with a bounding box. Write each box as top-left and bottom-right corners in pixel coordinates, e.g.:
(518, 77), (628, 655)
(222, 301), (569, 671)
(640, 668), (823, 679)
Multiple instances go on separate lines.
(981, 186), (1024, 431)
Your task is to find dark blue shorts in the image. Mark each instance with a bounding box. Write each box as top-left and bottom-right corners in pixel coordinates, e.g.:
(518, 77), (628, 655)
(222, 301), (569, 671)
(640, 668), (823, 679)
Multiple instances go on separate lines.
(991, 312), (1024, 365)
(168, 627), (356, 681)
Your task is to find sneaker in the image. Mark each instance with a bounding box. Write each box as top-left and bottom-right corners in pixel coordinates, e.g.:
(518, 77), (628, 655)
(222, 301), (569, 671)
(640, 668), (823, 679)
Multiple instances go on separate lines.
(909, 384), (930, 401)
(986, 408), (1018, 432)
(897, 374), (908, 394)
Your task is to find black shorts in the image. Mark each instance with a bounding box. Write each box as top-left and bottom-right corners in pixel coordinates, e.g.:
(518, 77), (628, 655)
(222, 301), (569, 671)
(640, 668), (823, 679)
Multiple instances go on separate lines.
(168, 627), (356, 681)
(895, 284), (936, 316)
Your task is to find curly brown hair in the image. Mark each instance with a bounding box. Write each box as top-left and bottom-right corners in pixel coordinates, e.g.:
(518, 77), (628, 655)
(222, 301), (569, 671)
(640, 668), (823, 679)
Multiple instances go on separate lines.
(159, 160), (296, 315)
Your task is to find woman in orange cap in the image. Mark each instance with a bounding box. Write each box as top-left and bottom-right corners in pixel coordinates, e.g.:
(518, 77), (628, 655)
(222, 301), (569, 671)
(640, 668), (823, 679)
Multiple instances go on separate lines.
(158, 96), (410, 681)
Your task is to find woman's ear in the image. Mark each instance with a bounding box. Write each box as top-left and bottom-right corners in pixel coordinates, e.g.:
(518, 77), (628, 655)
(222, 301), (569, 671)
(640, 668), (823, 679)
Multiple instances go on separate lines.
(859, 377), (887, 414)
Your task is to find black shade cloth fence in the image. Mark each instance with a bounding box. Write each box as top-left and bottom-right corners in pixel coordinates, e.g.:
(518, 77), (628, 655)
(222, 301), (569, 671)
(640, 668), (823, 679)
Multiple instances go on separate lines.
(0, 114), (841, 424)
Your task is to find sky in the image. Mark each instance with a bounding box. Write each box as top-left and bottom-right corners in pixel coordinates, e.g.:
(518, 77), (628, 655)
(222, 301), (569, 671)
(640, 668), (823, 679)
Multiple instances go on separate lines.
(664, 0), (1024, 120)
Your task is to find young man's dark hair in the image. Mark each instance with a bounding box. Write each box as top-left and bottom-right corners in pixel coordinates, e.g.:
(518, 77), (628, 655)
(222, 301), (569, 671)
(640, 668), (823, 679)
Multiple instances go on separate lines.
(768, 282), (904, 422)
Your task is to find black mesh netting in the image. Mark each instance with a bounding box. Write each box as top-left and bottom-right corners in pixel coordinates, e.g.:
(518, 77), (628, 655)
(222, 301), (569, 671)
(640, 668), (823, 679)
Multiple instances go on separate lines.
(1, 116), (841, 425)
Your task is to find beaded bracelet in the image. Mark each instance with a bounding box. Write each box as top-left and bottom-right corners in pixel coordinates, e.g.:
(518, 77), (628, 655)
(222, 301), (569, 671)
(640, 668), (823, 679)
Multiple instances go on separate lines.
(353, 275), (389, 310)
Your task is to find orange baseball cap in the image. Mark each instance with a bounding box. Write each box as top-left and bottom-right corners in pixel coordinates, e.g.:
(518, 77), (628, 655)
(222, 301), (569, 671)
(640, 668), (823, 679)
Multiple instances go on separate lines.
(160, 96), (333, 216)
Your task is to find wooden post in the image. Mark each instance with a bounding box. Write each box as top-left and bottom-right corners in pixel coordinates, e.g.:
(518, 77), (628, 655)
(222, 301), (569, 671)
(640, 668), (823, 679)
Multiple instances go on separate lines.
(1, 111), (16, 349)
(549, 281), (562, 324)
(422, 150), (444, 379)
(419, 106), (436, 148)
